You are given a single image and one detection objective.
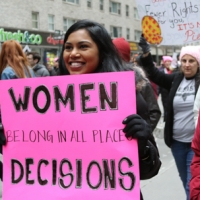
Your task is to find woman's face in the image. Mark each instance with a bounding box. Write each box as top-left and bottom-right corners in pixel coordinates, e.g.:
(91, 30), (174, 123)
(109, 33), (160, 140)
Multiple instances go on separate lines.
(181, 54), (199, 78)
(164, 61), (171, 69)
(63, 29), (99, 75)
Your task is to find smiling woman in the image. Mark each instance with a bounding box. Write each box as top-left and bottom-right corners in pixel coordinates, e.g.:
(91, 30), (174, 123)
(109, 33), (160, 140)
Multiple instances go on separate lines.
(63, 29), (99, 75)
(59, 20), (128, 75)
(58, 20), (161, 200)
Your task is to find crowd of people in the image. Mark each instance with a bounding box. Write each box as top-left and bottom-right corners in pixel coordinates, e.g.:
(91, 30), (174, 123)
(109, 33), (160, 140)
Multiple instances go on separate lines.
(0, 19), (200, 199)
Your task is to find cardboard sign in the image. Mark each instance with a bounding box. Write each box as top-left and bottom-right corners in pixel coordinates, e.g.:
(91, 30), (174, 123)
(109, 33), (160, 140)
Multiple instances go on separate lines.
(0, 72), (140, 200)
(135, 0), (200, 45)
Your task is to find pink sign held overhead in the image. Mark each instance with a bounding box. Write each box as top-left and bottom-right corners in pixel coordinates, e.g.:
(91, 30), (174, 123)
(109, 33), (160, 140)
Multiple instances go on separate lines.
(0, 71), (139, 200)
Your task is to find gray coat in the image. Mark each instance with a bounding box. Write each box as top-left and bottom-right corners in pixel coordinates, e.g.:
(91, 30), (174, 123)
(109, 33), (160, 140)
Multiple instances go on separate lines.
(32, 64), (50, 77)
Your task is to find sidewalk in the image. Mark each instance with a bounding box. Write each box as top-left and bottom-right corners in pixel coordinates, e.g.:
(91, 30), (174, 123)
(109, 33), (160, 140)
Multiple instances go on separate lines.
(141, 160), (186, 200)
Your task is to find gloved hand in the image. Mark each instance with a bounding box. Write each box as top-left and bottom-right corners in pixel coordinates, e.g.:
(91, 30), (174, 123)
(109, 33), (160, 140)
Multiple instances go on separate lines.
(139, 35), (151, 54)
(122, 114), (151, 158)
(0, 124), (6, 146)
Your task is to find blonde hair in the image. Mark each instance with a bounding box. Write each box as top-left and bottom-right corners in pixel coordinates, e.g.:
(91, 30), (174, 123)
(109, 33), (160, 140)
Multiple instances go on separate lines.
(0, 40), (32, 78)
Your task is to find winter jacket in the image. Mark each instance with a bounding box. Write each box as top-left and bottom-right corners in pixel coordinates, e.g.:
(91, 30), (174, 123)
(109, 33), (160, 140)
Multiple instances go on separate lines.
(133, 66), (161, 131)
(134, 66), (161, 199)
(136, 91), (161, 179)
(190, 114), (200, 200)
(1, 66), (35, 80)
(141, 53), (200, 148)
(32, 64), (50, 77)
(158, 67), (170, 121)
(49, 67), (60, 76)
(140, 81), (161, 131)
(136, 91), (161, 200)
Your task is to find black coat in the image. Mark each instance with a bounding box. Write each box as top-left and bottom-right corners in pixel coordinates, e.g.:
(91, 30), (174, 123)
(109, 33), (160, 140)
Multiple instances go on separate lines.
(141, 53), (200, 147)
(140, 81), (161, 130)
(136, 91), (161, 200)
(158, 67), (170, 121)
(136, 91), (161, 179)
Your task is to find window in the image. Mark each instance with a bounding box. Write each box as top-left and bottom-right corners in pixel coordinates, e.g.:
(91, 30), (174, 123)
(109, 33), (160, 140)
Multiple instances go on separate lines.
(134, 30), (142, 42)
(134, 7), (140, 19)
(110, 26), (122, 38)
(87, 0), (92, 8)
(126, 5), (129, 17)
(126, 28), (130, 40)
(63, 0), (79, 4)
(63, 18), (77, 31)
(32, 12), (39, 29)
(100, 0), (104, 11)
(48, 15), (54, 31)
(109, 1), (121, 15)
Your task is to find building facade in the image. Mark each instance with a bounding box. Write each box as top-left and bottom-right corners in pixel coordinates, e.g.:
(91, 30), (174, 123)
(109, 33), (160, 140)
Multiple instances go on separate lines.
(0, 0), (179, 65)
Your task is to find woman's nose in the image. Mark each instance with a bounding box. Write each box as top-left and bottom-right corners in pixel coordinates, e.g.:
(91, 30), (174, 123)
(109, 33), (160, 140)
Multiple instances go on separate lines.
(70, 48), (80, 58)
(185, 61), (190, 66)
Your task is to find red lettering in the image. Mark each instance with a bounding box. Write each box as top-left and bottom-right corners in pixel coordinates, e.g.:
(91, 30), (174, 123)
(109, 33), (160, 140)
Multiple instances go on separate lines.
(177, 24), (183, 31)
(184, 30), (200, 42)
(46, 35), (64, 46)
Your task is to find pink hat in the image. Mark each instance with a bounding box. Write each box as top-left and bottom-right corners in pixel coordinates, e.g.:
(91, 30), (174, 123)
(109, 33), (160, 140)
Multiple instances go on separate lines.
(180, 46), (200, 65)
(162, 56), (172, 63)
(112, 37), (130, 62)
(54, 57), (59, 62)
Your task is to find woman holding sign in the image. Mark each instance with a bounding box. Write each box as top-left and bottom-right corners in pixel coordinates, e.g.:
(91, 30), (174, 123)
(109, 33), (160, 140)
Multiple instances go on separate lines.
(139, 36), (200, 200)
(58, 19), (161, 200)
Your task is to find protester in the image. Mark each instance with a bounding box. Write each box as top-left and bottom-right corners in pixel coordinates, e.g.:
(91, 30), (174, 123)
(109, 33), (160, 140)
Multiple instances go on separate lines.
(190, 115), (200, 200)
(0, 40), (35, 181)
(48, 57), (60, 76)
(0, 40), (35, 79)
(112, 37), (161, 131)
(58, 20), (161, 199)
(139, 36), (200, 200)
(27, 51), (50, 77)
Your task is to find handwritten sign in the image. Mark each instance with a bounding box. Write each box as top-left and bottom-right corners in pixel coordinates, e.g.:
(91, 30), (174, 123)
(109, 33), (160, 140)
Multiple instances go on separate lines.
(135, 0), (200, 45)
(0, 72), (140, 200)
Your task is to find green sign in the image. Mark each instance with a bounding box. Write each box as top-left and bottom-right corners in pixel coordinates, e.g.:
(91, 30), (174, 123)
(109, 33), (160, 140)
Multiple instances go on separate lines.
(0, 28), (42, 45)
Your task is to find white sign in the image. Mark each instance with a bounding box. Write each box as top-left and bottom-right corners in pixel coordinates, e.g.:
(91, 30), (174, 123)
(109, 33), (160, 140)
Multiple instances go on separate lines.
(135, 0), (200, 45)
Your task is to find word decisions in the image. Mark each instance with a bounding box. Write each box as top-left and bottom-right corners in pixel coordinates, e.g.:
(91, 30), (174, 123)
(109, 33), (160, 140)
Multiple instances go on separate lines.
(11, 157), (135, 191)
(8, 82), (118, 114)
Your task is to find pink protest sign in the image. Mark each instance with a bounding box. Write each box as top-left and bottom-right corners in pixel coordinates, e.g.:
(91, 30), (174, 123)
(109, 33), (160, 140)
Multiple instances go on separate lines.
(0, 71), (139, 200)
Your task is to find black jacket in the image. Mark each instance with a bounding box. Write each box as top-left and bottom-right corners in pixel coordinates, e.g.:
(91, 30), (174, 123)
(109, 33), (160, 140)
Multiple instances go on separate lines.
(158, 67), (170, 121)
(141, 53), (200, 147)
(140, 81), (161, 130)
(136, 91), (161, 179)
(136, 91), (161, 200)
(133, 66), (161, 131)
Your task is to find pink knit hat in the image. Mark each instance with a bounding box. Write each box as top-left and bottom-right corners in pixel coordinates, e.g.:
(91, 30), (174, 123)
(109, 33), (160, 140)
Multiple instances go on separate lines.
(54, 57), (59, 62)
(162, 56), (172, 63)
(180, 46), (200, 65)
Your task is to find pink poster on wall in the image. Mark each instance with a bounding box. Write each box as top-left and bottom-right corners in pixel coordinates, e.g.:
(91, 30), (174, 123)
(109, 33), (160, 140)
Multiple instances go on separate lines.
(0, 71), (139, 200)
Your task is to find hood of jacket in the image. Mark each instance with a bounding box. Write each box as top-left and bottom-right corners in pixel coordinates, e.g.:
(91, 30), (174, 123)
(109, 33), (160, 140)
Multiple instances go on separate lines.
(133, 66), (148, 92)
(33, 64), (46, 71)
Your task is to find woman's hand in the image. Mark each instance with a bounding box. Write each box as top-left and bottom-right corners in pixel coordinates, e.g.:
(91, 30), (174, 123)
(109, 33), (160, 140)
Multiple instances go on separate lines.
(122, 114), (151, 158)
(139, 35), (150, 56)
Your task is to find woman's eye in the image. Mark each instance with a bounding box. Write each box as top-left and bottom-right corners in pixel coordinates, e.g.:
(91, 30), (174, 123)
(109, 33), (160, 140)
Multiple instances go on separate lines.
(65, 45), (72, 50)
(80, 44), (88, 49)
